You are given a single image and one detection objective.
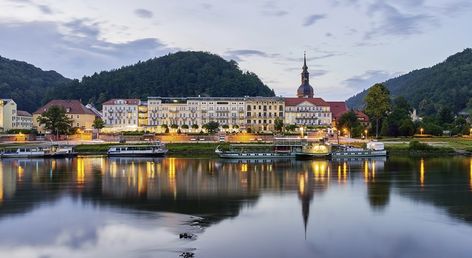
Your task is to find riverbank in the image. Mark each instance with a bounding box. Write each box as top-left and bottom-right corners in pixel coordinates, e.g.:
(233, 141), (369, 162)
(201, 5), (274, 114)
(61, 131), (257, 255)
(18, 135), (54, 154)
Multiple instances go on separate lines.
(74, 142), (228, 157)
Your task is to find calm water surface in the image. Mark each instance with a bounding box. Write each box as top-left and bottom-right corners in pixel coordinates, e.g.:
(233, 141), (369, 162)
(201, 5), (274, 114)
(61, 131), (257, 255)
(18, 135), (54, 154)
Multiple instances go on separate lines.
(0, 156), (472, 258)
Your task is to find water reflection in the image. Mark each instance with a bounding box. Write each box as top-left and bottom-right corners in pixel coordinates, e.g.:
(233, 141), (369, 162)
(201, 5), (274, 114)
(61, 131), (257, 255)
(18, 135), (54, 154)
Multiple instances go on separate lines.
(0, 157), (472, 257)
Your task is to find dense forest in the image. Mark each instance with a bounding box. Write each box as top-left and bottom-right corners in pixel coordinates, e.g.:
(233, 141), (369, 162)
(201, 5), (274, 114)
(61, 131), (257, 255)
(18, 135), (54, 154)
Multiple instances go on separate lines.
(0, 56), (71, 112)
(55, 51), (275, 107)
(346, 48), (472, 115)
(0, 51), (275, 112)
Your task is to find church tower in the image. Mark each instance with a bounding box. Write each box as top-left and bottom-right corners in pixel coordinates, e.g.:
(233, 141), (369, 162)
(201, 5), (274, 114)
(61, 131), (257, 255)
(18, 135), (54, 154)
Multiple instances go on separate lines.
(297, 52), (314, 98)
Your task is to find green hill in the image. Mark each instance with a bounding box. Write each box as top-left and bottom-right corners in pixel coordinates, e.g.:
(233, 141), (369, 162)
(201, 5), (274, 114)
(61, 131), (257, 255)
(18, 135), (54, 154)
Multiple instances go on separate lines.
(55, 51), (275, 106)
(346, 48), (472, 115)
(0, 56), (71, 112)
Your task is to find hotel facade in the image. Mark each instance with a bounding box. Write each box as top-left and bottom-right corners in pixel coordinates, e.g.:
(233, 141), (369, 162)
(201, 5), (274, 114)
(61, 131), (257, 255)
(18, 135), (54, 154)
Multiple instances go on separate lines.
(0, 99), (33, 132)
(102, 54), (359, 132)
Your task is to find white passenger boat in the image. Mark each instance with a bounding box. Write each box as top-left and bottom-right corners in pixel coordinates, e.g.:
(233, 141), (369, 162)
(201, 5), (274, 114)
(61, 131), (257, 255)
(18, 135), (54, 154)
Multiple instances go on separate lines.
(331, 141), (387, 158)
(107, 143), (168, 157)
(1, 146), (51, 158)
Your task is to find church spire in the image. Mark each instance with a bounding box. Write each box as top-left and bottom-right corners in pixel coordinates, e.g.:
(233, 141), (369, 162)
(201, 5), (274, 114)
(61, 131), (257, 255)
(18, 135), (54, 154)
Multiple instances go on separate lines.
(303, 51), (307, 70)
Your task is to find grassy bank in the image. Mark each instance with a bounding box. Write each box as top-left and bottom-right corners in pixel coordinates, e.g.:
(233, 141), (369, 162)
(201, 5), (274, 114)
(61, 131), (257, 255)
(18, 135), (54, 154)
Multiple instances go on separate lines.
(74, 142), (227, 157)
(385, 141), (456, 155)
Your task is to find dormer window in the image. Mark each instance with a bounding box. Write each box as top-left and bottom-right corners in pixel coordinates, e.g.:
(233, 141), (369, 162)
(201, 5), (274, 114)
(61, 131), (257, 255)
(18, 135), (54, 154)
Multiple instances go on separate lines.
(66, 108), (71, 113)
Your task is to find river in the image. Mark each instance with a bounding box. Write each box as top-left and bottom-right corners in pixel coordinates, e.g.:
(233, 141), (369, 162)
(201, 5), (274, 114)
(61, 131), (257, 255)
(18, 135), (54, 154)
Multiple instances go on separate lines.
(0, 156), (471, 258)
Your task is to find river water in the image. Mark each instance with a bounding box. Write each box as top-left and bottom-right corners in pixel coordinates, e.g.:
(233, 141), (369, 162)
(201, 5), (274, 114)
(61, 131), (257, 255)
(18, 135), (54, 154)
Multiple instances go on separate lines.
(0, 156), (471, 258)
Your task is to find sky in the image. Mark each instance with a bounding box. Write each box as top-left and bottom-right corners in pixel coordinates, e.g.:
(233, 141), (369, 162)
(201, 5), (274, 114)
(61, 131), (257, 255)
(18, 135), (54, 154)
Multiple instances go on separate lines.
(0, 0), (471, 101)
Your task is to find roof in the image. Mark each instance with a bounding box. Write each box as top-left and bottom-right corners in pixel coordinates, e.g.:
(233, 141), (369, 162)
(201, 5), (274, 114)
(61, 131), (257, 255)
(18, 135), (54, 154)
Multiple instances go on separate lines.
(326, 101), (349, 120)
(17, 110), (32, 117)
(33, 100), (95, 115)
(354, 110), (370, 122)
(285, 97), (329, 106)
(102, 99), (140, 105)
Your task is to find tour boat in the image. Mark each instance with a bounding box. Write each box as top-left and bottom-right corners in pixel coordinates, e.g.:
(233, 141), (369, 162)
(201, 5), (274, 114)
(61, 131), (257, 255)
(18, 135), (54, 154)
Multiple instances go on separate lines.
(107, 143), (168, 157)
(215, 138), (305, 159)
(215, 147), (296, 159)
(1, 146), (51, 158)
(295, 142), (331, 159)
(331, 141), (387, 158)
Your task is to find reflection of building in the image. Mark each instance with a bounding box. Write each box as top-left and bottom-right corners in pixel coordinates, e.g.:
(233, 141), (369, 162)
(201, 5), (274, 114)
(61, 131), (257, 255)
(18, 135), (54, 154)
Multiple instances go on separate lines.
(297, 171), (314, 239)
(33, 99), (97, 133)
(0, 99), (32, 132)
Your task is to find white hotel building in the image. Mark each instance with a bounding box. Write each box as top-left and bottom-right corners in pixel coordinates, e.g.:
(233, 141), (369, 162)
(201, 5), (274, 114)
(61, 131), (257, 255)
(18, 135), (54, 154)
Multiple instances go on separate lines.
(101, 55), (354, 132)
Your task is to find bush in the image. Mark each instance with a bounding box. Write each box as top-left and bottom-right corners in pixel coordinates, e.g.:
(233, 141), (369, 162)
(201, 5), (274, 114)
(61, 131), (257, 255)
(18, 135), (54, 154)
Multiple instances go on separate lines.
(409, 140), (432, 150)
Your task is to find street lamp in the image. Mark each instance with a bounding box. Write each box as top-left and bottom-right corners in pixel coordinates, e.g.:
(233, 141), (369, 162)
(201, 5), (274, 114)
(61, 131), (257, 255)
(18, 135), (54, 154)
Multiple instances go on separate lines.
(469, 128), (472, 136)
(420, 128), (424, 136)
(364, 129), (368, 139)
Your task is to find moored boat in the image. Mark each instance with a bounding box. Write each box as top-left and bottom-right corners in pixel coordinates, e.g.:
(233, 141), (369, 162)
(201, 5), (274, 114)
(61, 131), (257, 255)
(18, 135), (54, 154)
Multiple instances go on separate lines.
(295, 142), (331, 159)
(331, 141), (387, 158)
(107, 143), (168, 157)
(49, 145), (77, 157)
(1, 146), (51, 158)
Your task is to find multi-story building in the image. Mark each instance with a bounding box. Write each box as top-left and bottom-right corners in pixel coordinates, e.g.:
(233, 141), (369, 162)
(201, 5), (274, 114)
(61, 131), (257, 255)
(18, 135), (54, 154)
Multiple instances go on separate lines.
(0, 99), (33, 132)
(33, 99), (97, 133)
(284, 54), (332, 127)
(147, 97), (245, 131)
(100, 54), (352, 133)
(245, 97), (285, 132)
(102, 99), (142, 130)
(284, 98), (331, 126)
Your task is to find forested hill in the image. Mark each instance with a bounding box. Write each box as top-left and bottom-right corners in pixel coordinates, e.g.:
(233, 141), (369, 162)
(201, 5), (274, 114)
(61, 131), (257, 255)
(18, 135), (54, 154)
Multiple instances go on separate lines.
(346, 48), (472, 115)
(0, 56), (71, 112)
(56, 51), (275, 106)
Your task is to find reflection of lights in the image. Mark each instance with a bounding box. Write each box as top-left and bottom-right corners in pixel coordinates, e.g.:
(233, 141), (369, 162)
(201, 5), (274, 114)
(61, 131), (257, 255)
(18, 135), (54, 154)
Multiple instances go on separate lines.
(343, 162), (347, 182)
(298, 173), (307, 194)
(17, 165), (24, 181)
(469, 158), (472, 191)
(168, 158), (176, 199)
(0, 163), (3, 202)
(77, 158), (85, 185)
(241, 163), (248, 172)
(364, 160), (369, 183)
(371, 160), (376, 181)
(420, 158), (425, 188)
(337, 165), (341, 183)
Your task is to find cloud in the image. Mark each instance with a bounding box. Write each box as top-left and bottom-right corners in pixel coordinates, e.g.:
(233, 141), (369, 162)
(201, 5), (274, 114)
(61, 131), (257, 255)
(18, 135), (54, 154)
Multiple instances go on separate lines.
(260, 1), (289, 17)
(0, 19), (175, 78)
(364, 1), (436, 39)
(134, 8), (153, 19)
(225, 49), (278, 62)
(303, 14), (326, 27)
(37, 4), (52, 14)
(343, 70), (400, 90)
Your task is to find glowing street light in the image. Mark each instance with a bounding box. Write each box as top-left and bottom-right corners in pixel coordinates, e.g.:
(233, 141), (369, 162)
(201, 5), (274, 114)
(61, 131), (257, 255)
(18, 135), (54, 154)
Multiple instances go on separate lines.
(420, 128), (424, 136)
(364, 129), (368, 139)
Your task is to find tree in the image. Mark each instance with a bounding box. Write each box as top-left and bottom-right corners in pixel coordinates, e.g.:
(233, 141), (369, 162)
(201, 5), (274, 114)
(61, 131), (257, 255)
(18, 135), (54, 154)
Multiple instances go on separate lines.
(181, 124), (189, 129)
(222, 124), (230, 130)
(92, 117), (105, 138)
(191, 124), (199, 129)
(274, 117), (284, 133)
(364, 83), (391, 138)
(337, 111), (360, 136)
(36, 105), (73, 139)
(203, 121), (219, 134)
(170, 124), (179, 129)
(285, 124), (298, 132)
(382, 97), (414, 137)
